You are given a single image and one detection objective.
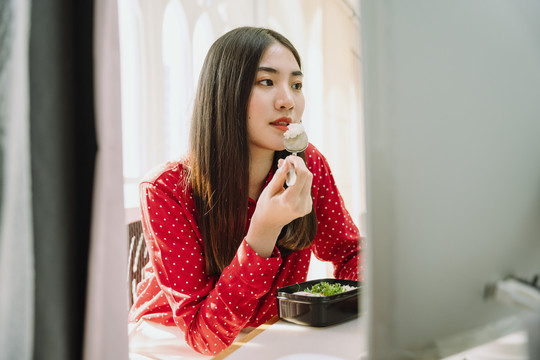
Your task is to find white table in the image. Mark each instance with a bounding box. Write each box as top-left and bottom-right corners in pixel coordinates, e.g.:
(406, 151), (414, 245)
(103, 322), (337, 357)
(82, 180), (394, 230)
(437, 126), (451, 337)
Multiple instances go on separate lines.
(211, 315), (528, 360)
(212, 317), (366, 360)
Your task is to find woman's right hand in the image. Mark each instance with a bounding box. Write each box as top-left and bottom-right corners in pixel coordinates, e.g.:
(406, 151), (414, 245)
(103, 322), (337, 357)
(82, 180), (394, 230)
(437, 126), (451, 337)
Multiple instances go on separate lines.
(245, 155), (313, 257)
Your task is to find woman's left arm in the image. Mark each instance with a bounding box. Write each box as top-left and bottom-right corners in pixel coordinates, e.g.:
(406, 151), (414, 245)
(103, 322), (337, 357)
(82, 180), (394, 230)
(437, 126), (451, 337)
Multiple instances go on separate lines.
(306, 145), (362, 281)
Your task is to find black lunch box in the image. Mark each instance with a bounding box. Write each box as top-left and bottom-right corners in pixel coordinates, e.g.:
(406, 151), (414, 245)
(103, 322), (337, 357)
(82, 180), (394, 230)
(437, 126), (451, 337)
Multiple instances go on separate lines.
(276, 278), (361, 327)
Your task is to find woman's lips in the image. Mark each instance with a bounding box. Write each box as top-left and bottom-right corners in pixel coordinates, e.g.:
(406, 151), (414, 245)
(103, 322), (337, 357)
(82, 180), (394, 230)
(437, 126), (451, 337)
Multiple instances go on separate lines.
(271, 123), (289, 132)
(270, 118), (291, 132)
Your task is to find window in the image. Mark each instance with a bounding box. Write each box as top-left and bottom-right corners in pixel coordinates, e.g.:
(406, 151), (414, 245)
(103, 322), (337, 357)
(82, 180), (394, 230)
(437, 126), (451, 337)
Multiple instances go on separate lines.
(162, 0), (192, 162)
(192, 13), (214, 87)
(118, 0), (143, 210)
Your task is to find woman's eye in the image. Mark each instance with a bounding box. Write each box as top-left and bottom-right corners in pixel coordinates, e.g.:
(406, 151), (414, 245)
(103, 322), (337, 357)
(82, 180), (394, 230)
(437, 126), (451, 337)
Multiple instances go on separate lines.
(292, 82), (303, 90)
(259, 79), (273, 86)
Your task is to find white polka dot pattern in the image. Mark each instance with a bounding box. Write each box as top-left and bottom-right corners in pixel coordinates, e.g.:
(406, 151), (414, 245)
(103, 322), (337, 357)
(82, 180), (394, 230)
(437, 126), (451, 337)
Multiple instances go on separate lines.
(127, 144), (361, 355)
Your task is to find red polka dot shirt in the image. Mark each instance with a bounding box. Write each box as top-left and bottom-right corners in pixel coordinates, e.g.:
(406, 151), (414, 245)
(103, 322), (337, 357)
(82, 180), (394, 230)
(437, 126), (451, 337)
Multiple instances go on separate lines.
(128, 144), (361, 355)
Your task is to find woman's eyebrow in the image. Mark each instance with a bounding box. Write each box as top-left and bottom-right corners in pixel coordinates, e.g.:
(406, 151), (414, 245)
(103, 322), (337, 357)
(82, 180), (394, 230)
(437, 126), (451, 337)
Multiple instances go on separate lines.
(257, 66), (303, 77)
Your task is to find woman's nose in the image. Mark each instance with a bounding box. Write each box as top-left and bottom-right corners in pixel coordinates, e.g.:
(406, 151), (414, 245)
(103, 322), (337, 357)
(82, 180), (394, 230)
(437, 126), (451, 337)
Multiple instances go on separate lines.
(275, 86), (294, 110)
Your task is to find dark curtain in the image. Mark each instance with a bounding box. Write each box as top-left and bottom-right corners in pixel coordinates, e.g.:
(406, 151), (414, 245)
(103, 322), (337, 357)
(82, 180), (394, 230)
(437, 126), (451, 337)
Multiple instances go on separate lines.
(29, 1), (96, 359)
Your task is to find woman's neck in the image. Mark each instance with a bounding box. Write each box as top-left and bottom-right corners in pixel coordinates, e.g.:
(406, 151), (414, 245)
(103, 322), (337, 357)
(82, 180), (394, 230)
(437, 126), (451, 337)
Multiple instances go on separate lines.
(248, 148), (275, 201)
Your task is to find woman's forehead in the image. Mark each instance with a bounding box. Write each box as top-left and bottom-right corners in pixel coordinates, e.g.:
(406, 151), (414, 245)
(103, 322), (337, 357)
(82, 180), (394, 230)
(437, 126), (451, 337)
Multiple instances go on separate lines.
(258, 43), (301, 73)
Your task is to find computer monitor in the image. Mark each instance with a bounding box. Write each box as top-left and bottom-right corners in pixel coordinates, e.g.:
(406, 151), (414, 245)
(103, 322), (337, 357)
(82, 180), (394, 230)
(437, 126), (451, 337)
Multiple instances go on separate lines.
(360, 0), (540, 359)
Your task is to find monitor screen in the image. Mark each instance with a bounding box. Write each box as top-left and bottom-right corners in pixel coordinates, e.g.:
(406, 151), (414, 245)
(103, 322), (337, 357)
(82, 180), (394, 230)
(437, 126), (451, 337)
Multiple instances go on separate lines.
(360, 1), (540, 358)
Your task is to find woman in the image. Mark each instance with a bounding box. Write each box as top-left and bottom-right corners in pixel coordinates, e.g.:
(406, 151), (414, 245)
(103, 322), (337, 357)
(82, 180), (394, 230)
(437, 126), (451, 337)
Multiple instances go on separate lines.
(128, 26), (361, 357)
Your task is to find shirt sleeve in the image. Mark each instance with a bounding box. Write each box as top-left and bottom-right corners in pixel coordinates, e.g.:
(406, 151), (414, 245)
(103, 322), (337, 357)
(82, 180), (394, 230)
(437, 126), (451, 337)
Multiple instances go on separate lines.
(140, 178), (283, 355)
(306, 146), (362, 281)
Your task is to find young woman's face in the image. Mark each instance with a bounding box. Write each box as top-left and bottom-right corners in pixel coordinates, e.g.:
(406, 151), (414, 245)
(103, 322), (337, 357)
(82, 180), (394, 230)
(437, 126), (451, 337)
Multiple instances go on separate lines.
(247, 42), (305, 155)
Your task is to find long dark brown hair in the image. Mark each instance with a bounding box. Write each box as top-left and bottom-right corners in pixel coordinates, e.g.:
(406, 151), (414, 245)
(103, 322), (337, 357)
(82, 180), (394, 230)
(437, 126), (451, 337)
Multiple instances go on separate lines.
(188, 27), (318, 276)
